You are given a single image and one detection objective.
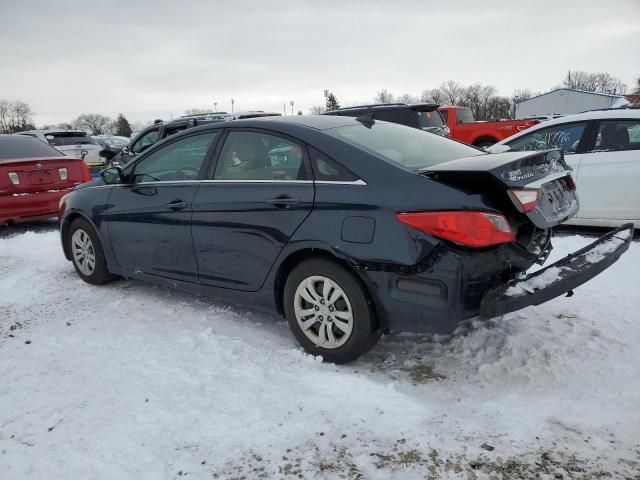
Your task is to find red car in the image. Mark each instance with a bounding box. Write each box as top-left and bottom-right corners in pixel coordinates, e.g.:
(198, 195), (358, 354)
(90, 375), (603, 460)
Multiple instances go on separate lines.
(1, 135), (91, 226)
(439, 106), (539, 148)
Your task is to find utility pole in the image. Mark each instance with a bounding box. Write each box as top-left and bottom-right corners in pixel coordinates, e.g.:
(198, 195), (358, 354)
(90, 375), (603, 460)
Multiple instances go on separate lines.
(213, 102), (218, 112)
(290, 101), (294, 116)
(231, 98), (234, 113)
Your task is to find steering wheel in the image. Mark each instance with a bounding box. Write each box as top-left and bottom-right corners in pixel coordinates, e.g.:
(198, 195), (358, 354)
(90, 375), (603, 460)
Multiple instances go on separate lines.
(175, 167), (200, 180)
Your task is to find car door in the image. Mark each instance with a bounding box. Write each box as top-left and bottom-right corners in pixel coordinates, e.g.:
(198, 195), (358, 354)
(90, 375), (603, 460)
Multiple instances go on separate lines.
(105, 131), (219, 282)
(573, 119), (640, 221)
(192, 129), (314, 290)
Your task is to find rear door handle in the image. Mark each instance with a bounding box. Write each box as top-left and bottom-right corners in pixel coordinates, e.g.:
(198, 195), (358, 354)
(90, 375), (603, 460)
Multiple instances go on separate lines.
(266, 196), (301, 209)
(166, 200), (188, 210)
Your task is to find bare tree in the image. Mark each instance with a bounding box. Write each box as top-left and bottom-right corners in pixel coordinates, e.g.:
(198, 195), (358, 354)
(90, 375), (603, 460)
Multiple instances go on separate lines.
(563, 70), (626, 95)
(396, 93), (418, 104)
(73, 113), (112, 134)
(440, 81), (464, 105)
(0, 99), (35, 133)
(374, 89), (395, 103)
(420, 88), (446, 104)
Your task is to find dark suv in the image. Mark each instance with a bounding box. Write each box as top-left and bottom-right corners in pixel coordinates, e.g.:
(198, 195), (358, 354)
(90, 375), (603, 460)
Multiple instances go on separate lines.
(107, 113), (228, 167)
(323, 103), (450, 136)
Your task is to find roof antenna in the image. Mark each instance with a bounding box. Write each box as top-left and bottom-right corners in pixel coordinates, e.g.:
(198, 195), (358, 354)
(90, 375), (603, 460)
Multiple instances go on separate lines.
(355, 112), (375, 128)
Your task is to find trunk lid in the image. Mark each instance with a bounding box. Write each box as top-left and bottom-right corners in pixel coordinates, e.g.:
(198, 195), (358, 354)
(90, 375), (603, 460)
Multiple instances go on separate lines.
(0, 156), (90, 195)
(420, 149), (579, 229)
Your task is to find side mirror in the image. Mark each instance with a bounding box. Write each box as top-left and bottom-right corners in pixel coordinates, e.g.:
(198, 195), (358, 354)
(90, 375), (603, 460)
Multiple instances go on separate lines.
(101, 166), (124, 185)
(486, 144), (511, 153)
(121, 146), (130, 155)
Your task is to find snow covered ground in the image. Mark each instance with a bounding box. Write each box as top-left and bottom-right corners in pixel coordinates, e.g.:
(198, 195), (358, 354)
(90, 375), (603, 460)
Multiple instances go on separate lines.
(1, 229), (639, 479)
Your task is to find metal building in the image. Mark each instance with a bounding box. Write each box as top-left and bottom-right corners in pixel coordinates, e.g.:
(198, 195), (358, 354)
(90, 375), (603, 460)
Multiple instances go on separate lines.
(515, 88), (626, 119)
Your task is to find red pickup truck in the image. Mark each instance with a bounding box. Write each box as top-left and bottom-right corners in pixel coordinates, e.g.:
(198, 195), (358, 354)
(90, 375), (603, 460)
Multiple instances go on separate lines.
(439, 106), (539, 148)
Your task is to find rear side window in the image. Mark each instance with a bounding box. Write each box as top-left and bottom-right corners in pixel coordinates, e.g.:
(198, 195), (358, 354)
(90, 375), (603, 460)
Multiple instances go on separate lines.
(593, 120), (640, 152)
(213, 131), (308, 181)
(507, 123), (587, 154)
(0, 136), (63, 160)
(308, 147), (359, 182)
(46, 132), (97, 146)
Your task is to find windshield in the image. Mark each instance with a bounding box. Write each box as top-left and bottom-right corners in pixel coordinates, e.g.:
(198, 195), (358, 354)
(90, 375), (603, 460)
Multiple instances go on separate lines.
(327, 122), (483, 170)
(418, 110), (444, 128)
(46, 132), (97, 146)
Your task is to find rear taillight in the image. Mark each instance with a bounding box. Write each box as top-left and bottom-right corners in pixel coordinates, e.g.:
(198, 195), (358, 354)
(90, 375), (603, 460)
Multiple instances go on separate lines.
(81, 162), (91, 181)
(508, 188), (538, 213)
(396, 211), (515, 247)
(8, 172), (20, 185)
(58, 168), (68, 180)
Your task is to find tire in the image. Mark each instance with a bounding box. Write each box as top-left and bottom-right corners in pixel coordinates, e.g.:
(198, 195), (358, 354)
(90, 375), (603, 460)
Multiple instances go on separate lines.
(474, 139), (496, 149)
(67, 218), (116, 285)
(283, 258), (380, 364)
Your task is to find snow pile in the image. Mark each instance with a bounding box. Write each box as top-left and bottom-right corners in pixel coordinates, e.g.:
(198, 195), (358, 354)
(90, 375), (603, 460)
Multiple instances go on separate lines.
(585, 228), (632, 264)
(505, 266), (564, 296)
(1, 230), (639, 478)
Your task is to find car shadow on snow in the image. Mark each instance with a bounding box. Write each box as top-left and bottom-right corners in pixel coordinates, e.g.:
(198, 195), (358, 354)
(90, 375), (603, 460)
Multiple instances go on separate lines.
(0, 219), (59, 238)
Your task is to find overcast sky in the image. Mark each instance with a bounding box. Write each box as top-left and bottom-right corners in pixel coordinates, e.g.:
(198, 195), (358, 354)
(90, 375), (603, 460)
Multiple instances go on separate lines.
(0, 0), (638, 127)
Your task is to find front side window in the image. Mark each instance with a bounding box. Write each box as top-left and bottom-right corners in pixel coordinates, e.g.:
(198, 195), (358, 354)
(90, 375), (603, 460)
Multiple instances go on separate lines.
(131, 128), (160, 154)
(213, 131), (307, 181)
(132, 132), (217, 183)
(507, 123), (587, 154)
(593, 120), (640, 152)
(327, 122), (482, 170)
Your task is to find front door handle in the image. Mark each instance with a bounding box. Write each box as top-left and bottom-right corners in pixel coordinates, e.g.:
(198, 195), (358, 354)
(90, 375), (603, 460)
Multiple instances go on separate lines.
(266, 196), (301, 209)
(166, 200), (188, 210)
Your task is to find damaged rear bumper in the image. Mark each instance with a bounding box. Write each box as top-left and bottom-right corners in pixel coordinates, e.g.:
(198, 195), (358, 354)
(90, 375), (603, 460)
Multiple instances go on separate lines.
(480, 223), (634, 318)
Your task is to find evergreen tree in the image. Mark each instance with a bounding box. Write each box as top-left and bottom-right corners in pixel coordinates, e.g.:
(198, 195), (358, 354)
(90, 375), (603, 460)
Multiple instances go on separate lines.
(325, 92), (340, 111)
(114, 113), (132, 137)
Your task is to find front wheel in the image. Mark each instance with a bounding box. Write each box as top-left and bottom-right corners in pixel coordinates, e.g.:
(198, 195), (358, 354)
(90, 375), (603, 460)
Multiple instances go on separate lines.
(283, 258), (380, 364)
(68, 218), (116, 285)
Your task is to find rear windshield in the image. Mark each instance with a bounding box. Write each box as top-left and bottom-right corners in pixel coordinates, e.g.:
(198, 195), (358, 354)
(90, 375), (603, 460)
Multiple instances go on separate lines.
(418, 111), (444, 128)
(327, 122), (483, 170)
(0, 136), (64, 160)
(46, 132), (97, 146)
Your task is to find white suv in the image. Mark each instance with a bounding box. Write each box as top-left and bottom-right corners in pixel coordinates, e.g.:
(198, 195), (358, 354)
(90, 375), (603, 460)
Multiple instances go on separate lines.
(488, 108), (640, 227)
(15, 130), (104, 176)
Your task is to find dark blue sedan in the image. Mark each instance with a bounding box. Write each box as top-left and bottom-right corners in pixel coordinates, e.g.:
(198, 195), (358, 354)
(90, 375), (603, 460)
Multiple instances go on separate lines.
(59, 115), (632, 363)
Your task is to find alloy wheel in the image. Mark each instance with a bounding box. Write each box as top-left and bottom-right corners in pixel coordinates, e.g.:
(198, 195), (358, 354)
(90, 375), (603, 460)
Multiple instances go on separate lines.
(293, 275), (354, 349)
(71, 229), (96, 276)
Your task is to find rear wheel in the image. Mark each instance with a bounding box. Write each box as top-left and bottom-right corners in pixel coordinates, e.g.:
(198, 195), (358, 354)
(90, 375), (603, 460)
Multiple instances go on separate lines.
(283, 258), (380, 363)
(68, 218), (115, 285)
(474, 139), (496, 149)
